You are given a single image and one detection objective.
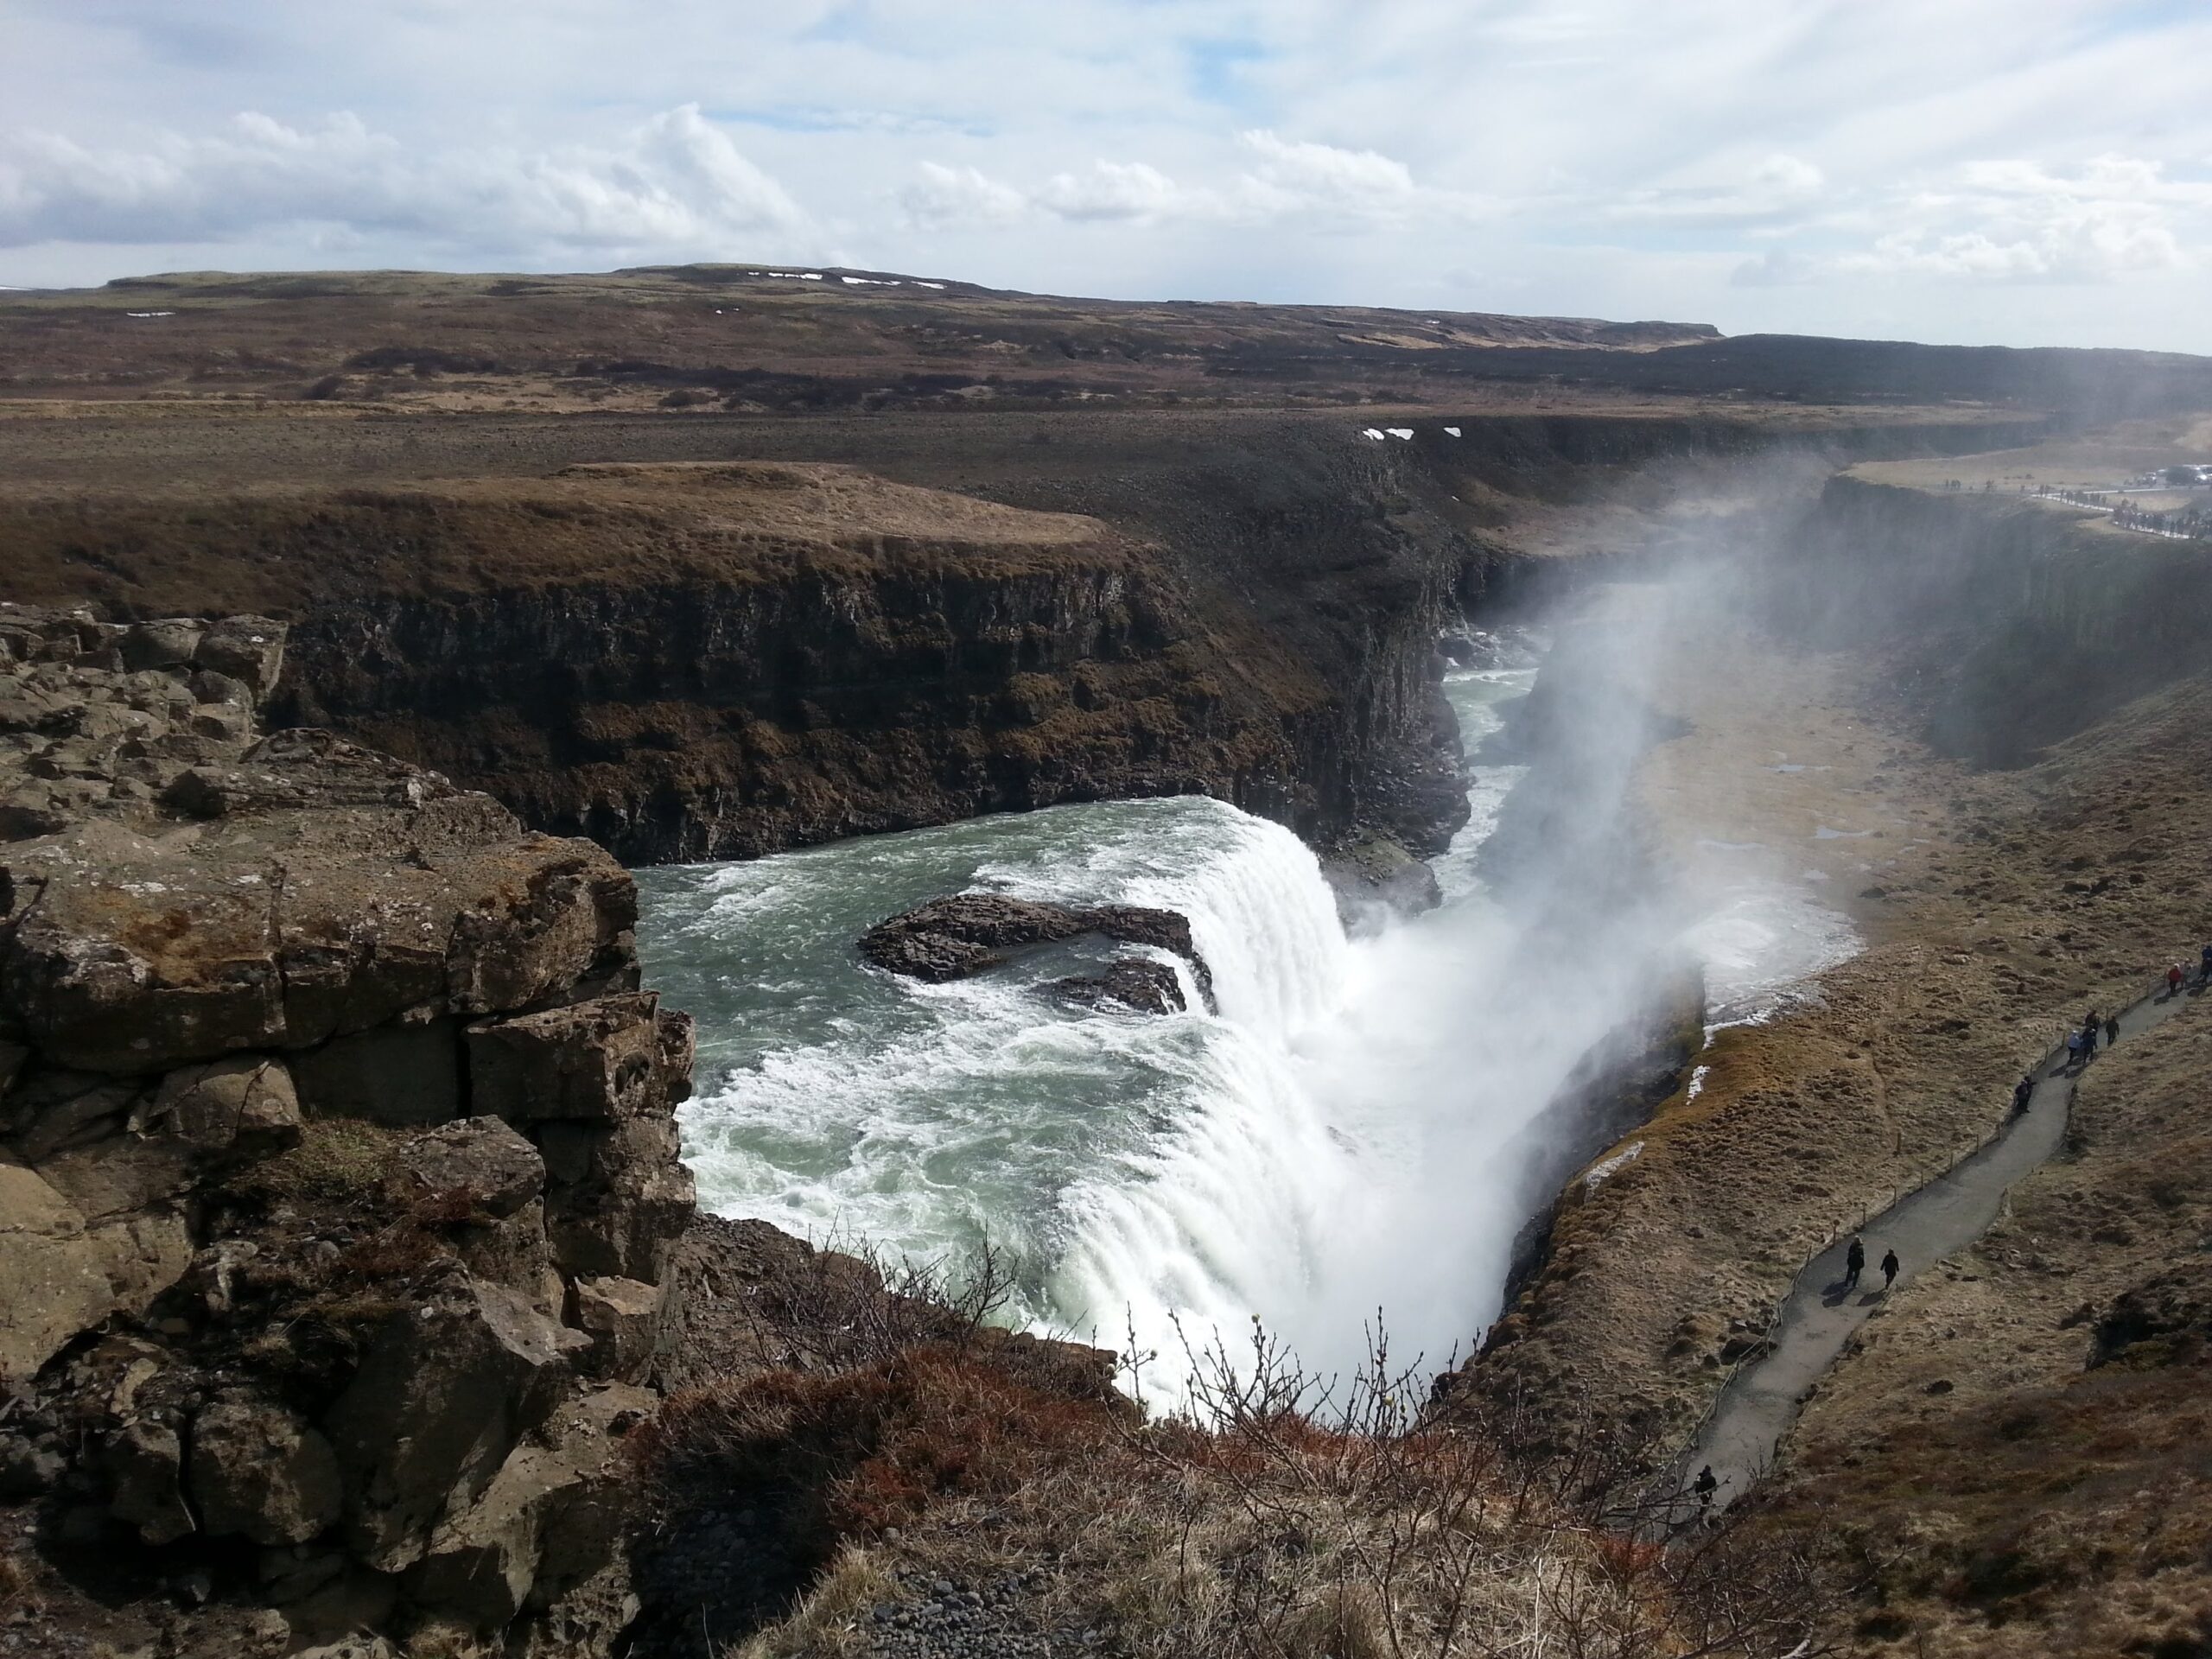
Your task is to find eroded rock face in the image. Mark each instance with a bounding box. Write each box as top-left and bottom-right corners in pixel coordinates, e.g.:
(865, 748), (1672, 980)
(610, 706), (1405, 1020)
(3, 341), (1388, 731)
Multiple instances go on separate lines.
(859, 893), (1216, 1008)
(0, 607), (699, 1654)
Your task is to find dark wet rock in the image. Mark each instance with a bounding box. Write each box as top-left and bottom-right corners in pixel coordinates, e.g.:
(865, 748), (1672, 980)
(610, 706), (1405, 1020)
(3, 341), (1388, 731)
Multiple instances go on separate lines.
(860, 893), (1214, 1006)
(1045, 957), (1188, 1015)
(1320, 827), (1442, 930)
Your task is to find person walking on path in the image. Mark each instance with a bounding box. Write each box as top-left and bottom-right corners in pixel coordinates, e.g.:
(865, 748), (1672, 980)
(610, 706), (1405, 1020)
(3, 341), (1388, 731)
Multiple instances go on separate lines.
(2012, 1073), (2035, 1116)
(2081, 1014), (2101, 1061)
(1694, 1465), (1718, 1511)
(2170, 963), (2187, 999)
(1881, 1248), (1899, 1291)
(1846, 1236), (1866, 1292)
(2197, 944), (2211, 988)
(2067, 1030), (2084, 1070)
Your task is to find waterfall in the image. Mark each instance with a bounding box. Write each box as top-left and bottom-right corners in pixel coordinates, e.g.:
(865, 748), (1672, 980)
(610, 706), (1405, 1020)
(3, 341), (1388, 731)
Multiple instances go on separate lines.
(976, 796), (1351, 1039)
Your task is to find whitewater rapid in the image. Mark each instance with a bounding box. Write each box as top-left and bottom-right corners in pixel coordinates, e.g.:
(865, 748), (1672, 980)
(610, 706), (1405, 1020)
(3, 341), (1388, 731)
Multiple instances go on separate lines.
(635, 662), (1854, 1390)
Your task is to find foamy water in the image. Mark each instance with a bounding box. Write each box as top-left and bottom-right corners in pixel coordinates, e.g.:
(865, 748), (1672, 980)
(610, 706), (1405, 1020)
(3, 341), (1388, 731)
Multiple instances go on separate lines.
(636, 658), (1856, 1389)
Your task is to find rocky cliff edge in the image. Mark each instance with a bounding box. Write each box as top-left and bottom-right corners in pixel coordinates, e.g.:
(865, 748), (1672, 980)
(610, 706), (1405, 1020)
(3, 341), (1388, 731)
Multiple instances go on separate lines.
(0, 603), (702, 1656)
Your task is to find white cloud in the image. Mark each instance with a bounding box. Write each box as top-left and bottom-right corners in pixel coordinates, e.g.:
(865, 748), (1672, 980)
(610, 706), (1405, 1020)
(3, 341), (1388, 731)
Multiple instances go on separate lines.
(1038, 160), (1188, 221)
(1736, 153), (2205, 287)
(901, 134), (1449, 232)
(1235, 130), (1417, 217)
(899, 161), (1026, 230)
(0, 103), (809, 255)
(3, 1), (2211, 347)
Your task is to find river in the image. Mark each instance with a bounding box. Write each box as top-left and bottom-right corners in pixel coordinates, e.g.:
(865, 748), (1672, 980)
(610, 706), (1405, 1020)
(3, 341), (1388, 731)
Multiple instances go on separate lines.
(636, 652), (1850, 1391)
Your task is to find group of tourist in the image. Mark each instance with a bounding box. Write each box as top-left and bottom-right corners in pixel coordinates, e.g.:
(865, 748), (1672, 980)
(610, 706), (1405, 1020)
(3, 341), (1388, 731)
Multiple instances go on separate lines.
(1688, 939), (2212, 1519)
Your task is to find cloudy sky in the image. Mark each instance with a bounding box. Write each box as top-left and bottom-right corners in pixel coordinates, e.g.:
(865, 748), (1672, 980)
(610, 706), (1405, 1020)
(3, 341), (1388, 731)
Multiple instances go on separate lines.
(5, 1), (2210, 351)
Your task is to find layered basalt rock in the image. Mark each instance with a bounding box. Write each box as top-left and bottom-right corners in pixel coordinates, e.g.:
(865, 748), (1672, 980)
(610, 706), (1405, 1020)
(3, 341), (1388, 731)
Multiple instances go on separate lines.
(859, 892), (1216, 1010)
(0, 609), (699, 1655)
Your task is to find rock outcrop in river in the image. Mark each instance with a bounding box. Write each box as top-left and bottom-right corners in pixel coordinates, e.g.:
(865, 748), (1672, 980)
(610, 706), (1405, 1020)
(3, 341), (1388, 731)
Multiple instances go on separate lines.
(860, 893), (1215, 1011)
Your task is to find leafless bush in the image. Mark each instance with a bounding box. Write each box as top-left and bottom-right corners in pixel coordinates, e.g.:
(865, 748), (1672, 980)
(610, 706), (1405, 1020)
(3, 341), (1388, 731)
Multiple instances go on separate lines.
(645, 1244), (1837, 1659)
(1099, 1313), (1839, 1658)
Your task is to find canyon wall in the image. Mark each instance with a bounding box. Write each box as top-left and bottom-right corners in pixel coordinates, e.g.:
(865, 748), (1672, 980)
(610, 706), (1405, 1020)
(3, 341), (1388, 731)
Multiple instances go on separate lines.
(1777, 475), (2212, 765)
(0, 412), (2044, 890)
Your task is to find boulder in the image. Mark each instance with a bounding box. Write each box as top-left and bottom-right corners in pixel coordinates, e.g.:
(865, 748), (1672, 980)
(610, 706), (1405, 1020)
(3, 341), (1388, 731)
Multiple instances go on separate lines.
(655, 1006), (696, 1107)
(1046, 957), (1188, 1014)
(405, 1382), (651, 1629)
(443, 851), (637, 1017)
(121, 619), (205, 673)
(10, 1071), (140, 1160)
(0, 1155), (188, 1383)
(465, 994), (671, 1123)
(188, 704), (257, 746)
(137, 1053), (302, 1157)
(860, 893), (1214, 1004)
(1320, 828), (1444, 930)
(193, 614), (288, 695)
(106, 1416), (194, 1545)
(394, 1117), (546, 1219)
(2, 741), (633, 1072)
(34, 1135), (194, 1221)
(570, 1276), (665, 1382)
(0, 1431), (67, 1497)
(1, 1159), (115, 1382)
(0, 848), (287, 1073)
(397, 1119), (563, 1307)
(191, 668), (255, 707)
(322, 1275), (589, 1573)
(541, 1116), (695, 1284)
(190, 1389), (344, 1546)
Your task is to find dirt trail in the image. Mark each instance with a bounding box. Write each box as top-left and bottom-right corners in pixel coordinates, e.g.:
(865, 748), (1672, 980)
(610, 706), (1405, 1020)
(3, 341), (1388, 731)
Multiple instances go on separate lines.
(1665, 975), (2198, 1522)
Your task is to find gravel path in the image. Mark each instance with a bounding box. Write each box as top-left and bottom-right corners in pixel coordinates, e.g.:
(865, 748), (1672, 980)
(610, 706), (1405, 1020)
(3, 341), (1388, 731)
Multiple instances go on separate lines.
(1667, 974), (2199, 1522)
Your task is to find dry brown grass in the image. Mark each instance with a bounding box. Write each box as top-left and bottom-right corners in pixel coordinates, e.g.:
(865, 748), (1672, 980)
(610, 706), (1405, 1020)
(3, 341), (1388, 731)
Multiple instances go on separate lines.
(1740, 996), (2212, 1657)
(0, 461), (1122, 620)
(635, 1307), (1838, 1659)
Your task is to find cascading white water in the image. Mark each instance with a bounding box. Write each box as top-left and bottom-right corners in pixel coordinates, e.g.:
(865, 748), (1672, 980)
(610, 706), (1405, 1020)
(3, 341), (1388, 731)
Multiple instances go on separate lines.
(636, 795), (1370, 1384)
(975, 803), (1351, 1039)
(635, 640), (1859, 1395)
